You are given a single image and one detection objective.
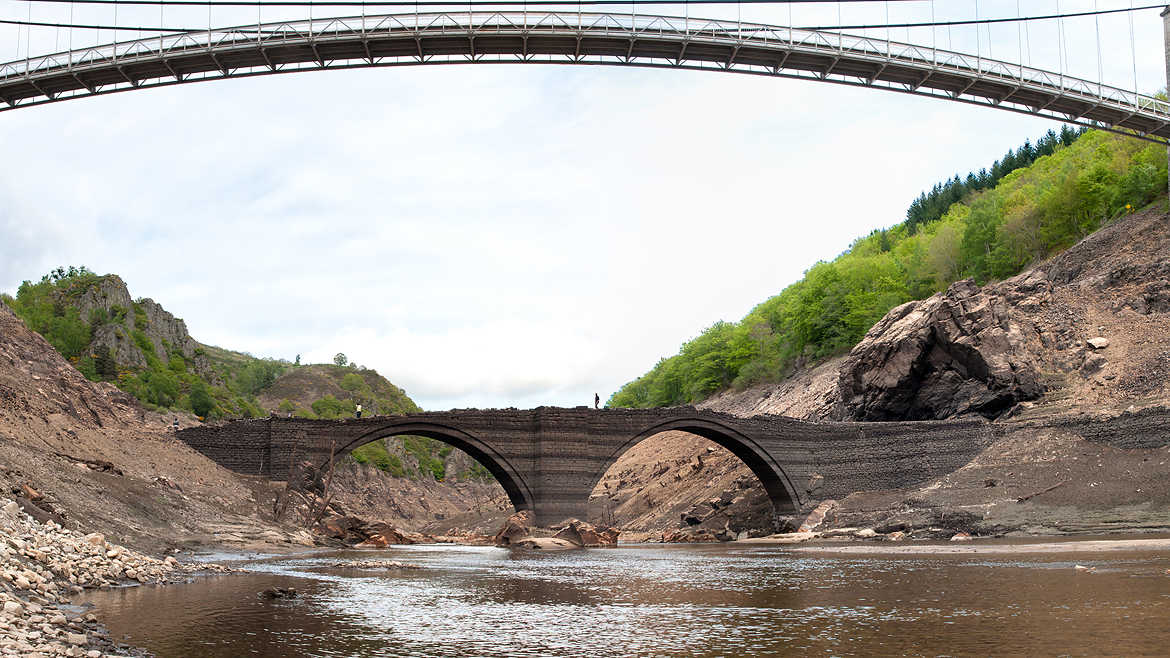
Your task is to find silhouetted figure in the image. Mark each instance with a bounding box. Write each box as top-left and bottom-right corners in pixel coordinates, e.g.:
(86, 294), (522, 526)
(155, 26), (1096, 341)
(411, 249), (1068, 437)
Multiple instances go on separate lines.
(594, 393), (600, 409)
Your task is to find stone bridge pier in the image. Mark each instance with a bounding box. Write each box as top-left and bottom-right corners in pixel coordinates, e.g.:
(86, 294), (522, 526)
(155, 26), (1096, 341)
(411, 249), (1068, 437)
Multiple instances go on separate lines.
(177, 407), (995, 527)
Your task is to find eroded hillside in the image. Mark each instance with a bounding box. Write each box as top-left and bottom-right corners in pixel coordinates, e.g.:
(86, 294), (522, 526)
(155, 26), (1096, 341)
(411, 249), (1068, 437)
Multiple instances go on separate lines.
(589, 206), (1170, 538)
(0, 301), (309, 552)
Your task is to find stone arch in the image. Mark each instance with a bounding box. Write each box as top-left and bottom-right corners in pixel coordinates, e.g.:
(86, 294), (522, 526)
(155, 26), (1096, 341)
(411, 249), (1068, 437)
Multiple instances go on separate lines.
(595, 416), (803, 519)
(333, 420), (535, 515)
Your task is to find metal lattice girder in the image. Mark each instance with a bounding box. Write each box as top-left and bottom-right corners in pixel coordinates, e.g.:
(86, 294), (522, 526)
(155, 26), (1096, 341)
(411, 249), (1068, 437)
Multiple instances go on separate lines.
(1, 11), (1168, 141)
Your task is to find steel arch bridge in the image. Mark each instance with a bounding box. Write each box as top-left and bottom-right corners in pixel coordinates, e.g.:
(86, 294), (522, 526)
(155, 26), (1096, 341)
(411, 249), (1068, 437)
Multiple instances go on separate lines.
(2, 11), (1169, 141)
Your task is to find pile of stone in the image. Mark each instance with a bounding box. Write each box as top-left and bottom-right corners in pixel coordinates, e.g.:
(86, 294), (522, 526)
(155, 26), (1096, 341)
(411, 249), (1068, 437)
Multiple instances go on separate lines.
(328, 560), (421, 569)
(492, 512), (621, 550)
(0, 498), (226, 656)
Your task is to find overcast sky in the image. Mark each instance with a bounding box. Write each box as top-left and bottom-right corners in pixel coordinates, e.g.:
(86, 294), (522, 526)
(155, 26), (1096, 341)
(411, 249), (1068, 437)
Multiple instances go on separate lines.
(1, 1), (1165, 410)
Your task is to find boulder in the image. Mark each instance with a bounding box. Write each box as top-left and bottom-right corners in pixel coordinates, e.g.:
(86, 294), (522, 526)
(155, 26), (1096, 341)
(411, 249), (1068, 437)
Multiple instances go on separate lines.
(837, 278), (1042, 420)
(797, 500), (838, 533)
(493, 510), (535, 547)
(511, 538), (577, 551)
(19, 484), (43, 502)
(771, 531), (817, 543)
(1082, 353), (1108, 376)
(600, 528), (620, 545)
(739, 531), (819, 544)
(17, 498), (63, 526)
(260, 587), (298, 599)
(1086, 337), (1110, 350)
(355, 522), (412, 548)
(318, 516), (369, 545)
(553, 519), (619, 547)
(680, 501), (716, 526)
(950, 532), (973, 542)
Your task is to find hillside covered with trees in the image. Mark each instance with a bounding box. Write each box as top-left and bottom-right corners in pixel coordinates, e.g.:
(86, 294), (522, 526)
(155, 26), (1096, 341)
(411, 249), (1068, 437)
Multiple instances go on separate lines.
(610, 127), (1168, 408)
(0, 270), (490, 482)
(259, 362), (491, 482)
(0, 269), (288, 419)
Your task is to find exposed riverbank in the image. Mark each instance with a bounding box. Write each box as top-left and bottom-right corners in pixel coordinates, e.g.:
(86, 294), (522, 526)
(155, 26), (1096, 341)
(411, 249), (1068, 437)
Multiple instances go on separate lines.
(790, 535), (1170, 554)
(9, 490), (1167, 658)
(78, 538), (1170, 657)
(0, 498), (229, 657)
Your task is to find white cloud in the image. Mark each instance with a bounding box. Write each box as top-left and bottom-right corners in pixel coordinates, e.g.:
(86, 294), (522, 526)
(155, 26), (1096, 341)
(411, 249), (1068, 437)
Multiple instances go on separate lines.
(1, 2), (1161, 409)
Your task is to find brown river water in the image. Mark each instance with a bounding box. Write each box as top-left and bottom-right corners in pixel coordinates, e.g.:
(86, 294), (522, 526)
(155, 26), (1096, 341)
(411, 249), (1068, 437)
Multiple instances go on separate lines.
(80, 541), (1170, 657)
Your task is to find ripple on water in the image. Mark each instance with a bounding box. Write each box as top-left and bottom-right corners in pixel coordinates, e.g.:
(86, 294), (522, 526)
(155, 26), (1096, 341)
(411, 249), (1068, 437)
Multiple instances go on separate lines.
(81, 543), (1170, 657)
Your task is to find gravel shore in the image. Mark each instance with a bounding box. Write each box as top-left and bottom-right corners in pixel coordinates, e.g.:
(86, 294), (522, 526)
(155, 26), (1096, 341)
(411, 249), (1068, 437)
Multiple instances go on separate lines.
(0, 498), (227, 657)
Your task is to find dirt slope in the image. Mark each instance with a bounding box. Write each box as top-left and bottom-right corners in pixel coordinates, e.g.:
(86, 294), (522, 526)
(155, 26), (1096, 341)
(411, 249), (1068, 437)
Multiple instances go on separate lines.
(327, 462), (510, 536)
(591, 207), (1170, 537)
(0, 302), (318, 553)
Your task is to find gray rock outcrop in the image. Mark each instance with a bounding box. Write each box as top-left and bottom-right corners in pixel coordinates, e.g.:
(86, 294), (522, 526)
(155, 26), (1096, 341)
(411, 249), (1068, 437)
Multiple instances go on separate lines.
(837, 278), (1043, 421)
(66, 275), (219, 383)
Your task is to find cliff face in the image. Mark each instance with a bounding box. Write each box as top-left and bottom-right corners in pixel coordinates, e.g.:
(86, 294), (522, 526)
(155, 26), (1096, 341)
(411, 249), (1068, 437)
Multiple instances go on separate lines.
(836, 277), (1044, 421)
(62, 274), (219, 383)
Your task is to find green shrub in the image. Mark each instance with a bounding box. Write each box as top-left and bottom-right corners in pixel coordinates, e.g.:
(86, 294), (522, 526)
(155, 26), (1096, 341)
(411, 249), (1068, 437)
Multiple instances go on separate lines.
(311, 395), (353, 419)
(94, 347), (116, 380)
(132, 302), (148, 330)
(190, 380), (215, 418)
(235, 359), (287, 397)
(352, 440), (406, 477)
(340, 372), (364, 391)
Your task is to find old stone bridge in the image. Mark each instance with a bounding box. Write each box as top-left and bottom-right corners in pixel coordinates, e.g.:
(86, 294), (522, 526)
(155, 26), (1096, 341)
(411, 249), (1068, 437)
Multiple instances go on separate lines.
(178, 406), (1006, 526)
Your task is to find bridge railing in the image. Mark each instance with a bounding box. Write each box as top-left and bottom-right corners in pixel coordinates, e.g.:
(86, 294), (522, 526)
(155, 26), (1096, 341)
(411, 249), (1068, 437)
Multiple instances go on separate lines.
(2, 11), (1168, 120)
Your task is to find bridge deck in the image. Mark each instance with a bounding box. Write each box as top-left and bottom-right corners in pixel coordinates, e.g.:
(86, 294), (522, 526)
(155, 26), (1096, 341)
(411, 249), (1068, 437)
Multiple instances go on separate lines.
(2, 12), (1167, 141)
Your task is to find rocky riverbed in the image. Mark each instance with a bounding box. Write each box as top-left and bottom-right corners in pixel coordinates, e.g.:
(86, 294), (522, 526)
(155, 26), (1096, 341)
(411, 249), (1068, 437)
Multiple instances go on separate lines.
(0, 498), (228, 657)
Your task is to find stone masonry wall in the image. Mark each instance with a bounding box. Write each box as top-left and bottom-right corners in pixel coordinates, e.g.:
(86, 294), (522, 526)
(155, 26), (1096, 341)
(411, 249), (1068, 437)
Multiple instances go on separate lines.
(177, 407), (1004, 525)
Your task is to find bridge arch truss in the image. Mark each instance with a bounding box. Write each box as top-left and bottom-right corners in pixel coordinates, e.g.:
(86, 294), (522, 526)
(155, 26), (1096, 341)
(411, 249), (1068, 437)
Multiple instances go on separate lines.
(2, 11), (1169, 141)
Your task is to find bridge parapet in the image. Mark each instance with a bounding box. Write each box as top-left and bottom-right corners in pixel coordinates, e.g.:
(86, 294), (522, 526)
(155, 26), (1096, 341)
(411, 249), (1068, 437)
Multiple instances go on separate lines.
(2, 12), (1168, 144)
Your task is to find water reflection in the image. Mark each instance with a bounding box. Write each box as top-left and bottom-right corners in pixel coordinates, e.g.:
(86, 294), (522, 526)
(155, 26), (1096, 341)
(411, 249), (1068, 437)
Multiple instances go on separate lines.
(82, 543), (1170, 657)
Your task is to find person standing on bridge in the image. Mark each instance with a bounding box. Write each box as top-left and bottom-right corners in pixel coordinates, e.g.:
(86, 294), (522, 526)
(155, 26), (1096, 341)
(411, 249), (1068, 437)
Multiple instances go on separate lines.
(594, 393), (600, 409)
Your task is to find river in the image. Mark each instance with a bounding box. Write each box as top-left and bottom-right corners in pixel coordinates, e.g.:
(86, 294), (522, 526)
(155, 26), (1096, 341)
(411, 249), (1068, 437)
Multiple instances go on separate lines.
(80, 541), (1170, 657)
